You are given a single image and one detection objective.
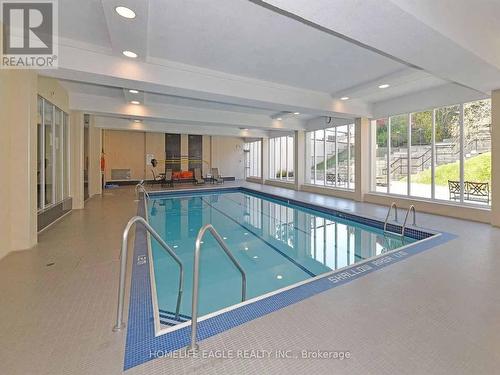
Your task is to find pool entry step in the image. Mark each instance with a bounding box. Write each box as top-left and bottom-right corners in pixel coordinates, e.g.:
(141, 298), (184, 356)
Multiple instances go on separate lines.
(159, 309), (191, 327)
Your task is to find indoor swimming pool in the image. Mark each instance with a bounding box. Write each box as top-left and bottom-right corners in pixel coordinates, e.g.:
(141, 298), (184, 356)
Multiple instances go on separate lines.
(146, 188), (421, 328)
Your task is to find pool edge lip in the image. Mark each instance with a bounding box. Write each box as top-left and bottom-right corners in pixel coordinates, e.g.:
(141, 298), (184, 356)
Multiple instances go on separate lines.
(151, 231), (442, 338)
(149, 186), (439, 239)
(145, 186), (441, 338)
(124, 186), (453, 370)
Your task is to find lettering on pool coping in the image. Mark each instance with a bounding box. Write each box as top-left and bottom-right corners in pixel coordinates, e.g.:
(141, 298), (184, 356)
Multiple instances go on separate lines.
(137, 255), (147, 265)
(327, 250), (408, 284)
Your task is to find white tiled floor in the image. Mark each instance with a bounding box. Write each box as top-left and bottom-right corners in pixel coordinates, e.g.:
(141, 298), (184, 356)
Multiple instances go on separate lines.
(2, 182), (500, 374)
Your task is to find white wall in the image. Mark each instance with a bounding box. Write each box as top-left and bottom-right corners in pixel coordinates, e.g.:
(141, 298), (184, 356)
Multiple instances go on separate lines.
(210, 136), (245, 179)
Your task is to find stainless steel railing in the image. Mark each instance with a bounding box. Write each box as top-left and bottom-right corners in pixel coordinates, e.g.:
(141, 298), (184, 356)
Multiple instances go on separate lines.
(401, 205), (417, 237)
(113, 216), (184, 332)
(135, 180), (148, 200)
(189, 224), (246, 352)
(383, 202), (398, 233)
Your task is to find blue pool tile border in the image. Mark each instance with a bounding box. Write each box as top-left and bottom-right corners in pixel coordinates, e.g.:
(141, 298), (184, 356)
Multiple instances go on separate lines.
(151, 187), (435, 240)
(123, 189), (454, 370)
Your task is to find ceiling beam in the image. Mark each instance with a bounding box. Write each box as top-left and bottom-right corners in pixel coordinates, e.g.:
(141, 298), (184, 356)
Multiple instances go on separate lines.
(69, 92), (306, 130)
(94, 116), (270, 138)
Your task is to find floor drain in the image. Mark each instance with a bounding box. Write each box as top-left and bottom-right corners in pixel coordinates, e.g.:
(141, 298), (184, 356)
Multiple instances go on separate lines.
(46, 262), (55, 267)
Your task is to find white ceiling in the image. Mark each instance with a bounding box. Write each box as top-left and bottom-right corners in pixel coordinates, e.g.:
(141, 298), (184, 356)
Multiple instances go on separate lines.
(146, 0), (407, 93)
(389, 0), (500, 71)
(48, 0), (498, 136)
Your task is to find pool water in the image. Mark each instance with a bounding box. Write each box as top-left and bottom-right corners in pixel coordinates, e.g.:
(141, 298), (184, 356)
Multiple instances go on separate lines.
(148, 190), (414, 324)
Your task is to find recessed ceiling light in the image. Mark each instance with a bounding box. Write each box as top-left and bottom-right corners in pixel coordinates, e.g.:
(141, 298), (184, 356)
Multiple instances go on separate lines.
(244, 247), (249, 251)
(173, 245), (178, 248)
(276, 275), (283, 280)
(115, 6), (136, 19)
(294, 112), (300, 115)
(129, 89), (139, 94)
(276, 117), (282, 121)
(133, 119), (141, 123)
(340, 96), (350, 101)
(223, 237), (227, 240)
(122, 50), (138, 58)
(378, 84), (390, 89)
(253, 256), (259, 259)
(130, 100), (140, 105)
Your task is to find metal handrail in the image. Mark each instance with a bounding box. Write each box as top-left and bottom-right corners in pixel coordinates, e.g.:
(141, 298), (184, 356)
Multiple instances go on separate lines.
(113, 216), (184, 332)
(189, 224), (246, 352)
(134, 180), (146, 199)
(401, 205), (417, 237)
(383, 202), (398, 233)
(136, 183), (150, 200)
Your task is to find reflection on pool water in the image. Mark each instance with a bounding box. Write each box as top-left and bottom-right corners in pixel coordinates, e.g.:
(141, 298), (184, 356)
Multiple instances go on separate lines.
(147, 190), (414, 323)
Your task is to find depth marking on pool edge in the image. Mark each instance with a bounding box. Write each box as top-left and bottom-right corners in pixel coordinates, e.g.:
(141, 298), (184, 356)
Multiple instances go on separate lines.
(123, 191), (455, 371)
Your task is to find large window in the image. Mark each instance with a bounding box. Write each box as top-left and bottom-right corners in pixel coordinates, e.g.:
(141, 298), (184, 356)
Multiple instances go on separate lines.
(371, 99), (491, 206)
(306, 124), (355, 189)
(37, 96), (70, 211)
(269, 135), (294, 181)
(244, 140), (262, 178)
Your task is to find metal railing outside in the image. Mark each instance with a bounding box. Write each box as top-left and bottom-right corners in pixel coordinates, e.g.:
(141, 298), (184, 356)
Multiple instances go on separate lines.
(113, 216), (184, 332)
(189, 224), (246, 352)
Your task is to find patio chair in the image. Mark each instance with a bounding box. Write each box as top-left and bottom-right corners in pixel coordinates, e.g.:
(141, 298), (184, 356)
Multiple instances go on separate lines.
(164, 169), (174, 188)
(150, 159), (165, 185)
(211, 168), (224, 184)
(151, 168), (165, 185)
(194, 168), (205, 185)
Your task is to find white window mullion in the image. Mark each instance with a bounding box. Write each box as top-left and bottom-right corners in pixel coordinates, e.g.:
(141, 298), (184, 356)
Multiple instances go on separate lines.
(459, 104), (465, 203)
(334, 127), (338, 187)
(287, 136), (291, 181)
(347, 125), (351, 189)
(387, 117), (391, 194)
(313, 132), (316, 184)
(323, 130), (326, 186)
(407, 113), (412, 196)
(431, 109), (436, 199)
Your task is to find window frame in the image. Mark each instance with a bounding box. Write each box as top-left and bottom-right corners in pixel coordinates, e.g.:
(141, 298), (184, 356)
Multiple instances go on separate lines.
(370, 99), (491, 207)
(37, 96), (70, 212)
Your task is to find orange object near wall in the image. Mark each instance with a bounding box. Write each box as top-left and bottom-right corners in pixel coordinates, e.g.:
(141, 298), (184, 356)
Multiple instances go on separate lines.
(172, 171), (193, 179)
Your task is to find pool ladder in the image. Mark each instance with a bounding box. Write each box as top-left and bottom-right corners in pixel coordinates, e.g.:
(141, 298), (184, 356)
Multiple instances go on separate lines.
(112, 218), (247, 354)
(113, 216), (184, 332)
(189, 224), (247, 352)
(135, 181), (149, 200)
(383, 202), (417, 237)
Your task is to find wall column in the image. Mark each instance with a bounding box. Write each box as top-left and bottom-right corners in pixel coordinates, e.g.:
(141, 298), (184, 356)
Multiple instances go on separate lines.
(261, 138), (269, 181)
(0, 70), (38, 258)
(354, 117), (371, 202)
(491, 90), (500, 227)
(294, 130), (305, 190)
(88, 115), (102, 197)
(70, 111), (84, 209)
